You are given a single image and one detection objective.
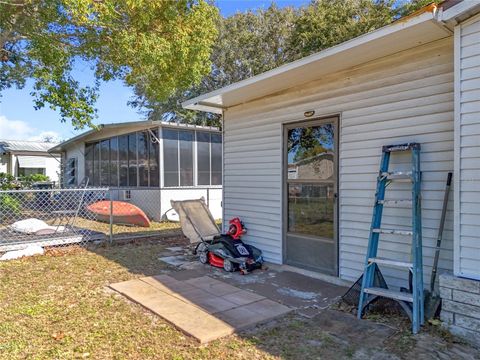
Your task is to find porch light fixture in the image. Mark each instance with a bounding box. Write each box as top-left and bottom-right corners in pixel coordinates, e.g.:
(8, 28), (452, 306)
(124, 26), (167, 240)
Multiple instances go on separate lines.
(304, 110), (315, 117)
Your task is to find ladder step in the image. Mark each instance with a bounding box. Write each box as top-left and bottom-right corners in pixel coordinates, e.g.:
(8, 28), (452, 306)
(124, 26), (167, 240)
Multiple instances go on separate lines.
(363, 287), (414, 302)
(380, 171), (413, 182)
(382, 143), (421, 153)
(372, 228), (413, 236)
(368, 257), (413, 269)
(377, 199), (413, 205)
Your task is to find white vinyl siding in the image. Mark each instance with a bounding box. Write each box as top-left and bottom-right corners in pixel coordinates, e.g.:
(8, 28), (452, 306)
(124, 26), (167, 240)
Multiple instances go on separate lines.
(224, 38), (454, 288)
(455, 14), (480, 280)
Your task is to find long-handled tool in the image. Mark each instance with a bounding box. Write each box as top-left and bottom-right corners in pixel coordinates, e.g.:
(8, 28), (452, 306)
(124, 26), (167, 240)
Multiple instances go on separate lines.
(425, 172), (452, 319)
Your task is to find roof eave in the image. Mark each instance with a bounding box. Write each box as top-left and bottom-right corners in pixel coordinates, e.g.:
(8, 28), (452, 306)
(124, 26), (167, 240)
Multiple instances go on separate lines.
(182, 8), (449, 114)
(181, 12), (438, 113)
(49, 119), (221, 152)
(441, 0), (480, 24)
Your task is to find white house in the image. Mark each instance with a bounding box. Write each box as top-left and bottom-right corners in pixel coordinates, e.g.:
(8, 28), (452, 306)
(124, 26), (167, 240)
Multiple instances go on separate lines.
(183, 1), (480, 343)
(49, 121), (223, 220)
(0, 140), (61, 183)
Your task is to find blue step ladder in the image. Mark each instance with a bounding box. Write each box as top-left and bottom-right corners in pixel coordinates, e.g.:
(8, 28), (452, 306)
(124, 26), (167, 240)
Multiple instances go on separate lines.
(357, 143), (424, 334)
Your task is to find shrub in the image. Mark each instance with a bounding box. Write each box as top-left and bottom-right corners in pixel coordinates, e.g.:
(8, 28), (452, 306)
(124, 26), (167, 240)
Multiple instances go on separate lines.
(0, 194), (21, 219)
(19, 174), (51, 188)
(0, 173), (21, 190)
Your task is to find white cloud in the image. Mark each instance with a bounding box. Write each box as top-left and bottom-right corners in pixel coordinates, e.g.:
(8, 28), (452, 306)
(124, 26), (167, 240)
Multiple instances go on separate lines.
(0, 115), (61, 142)
(29, 131), (62, 143)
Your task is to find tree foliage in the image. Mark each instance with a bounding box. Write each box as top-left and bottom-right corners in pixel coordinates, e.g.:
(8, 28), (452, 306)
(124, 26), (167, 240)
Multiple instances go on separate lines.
(136, 0), (440, 128)
(131, 4), (296, 126)
(0, 0), (218, 129)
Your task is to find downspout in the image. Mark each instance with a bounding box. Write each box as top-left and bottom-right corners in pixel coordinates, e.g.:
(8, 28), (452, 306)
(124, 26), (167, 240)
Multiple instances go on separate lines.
(432, 5), (454, 35)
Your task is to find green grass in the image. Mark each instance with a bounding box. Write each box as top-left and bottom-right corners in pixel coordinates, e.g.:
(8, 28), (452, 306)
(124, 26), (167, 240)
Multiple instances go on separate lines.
(0, 235), (475, 359)
(288, 198), (334, 238)
(0, 239), (279, 359)
(73, 217), (182, 238)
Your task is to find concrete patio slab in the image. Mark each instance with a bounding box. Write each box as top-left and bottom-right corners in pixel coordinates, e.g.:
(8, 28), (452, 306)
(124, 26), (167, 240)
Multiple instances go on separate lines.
(110, 275), (291, 343)
(163, 260), (348, 319)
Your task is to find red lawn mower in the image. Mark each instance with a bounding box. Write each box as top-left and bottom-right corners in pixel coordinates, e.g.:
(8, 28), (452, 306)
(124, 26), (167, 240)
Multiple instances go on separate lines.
(171, 199), (264, 274)
(196, 217), (264, 274)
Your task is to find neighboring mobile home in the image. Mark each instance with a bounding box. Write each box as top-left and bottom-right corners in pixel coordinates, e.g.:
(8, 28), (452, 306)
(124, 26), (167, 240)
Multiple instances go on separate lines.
(49, 121), (223, 220)
(0, 140), (61, 183)
(183, 1), (480, 342)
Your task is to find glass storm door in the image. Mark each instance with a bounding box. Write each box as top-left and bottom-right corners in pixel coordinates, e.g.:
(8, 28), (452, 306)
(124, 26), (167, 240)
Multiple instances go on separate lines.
(284, 117), (338, 275)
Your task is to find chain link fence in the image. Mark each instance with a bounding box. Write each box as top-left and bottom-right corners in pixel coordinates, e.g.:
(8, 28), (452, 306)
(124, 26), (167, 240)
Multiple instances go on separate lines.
(0, 187), (222, 252)
(0, 188), (109, 251)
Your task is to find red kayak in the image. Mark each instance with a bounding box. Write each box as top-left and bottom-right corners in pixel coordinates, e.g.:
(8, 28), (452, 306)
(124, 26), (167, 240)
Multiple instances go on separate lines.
(87, 200), (151, 227)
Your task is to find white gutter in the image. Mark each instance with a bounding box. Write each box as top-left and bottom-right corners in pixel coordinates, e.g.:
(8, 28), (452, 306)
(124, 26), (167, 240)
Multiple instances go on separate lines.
(441, 1), (480, 23)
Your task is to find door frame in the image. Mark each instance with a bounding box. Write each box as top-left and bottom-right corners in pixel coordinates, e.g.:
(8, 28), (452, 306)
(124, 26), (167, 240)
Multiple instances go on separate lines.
(282, 115), (340, 276)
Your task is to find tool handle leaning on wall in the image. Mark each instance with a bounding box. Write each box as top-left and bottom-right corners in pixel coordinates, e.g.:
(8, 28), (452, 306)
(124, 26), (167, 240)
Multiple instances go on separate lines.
(430, 172), (452, 294)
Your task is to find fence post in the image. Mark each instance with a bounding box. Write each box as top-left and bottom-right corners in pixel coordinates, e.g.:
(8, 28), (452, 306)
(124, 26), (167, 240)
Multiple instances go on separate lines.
(109, 191), (113, 243)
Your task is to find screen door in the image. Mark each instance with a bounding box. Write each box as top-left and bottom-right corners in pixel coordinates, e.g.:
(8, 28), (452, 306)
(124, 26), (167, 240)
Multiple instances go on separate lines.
(284, 117), (338, 275)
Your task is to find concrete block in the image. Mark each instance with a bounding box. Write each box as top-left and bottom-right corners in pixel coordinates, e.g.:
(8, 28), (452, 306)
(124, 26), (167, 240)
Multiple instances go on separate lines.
(217, 306), (263, 329)
(440, 310), (454, 324)
(456, 314), (480, 333)
(453, 289), (480, 307)
(242, 299), (291, 319)
(439, 273), (480, 293)
(222, 290), (265, 306)
(439, 286), (452, 300)
(443, 299), (480, 320)
(447, 325), (480, 348)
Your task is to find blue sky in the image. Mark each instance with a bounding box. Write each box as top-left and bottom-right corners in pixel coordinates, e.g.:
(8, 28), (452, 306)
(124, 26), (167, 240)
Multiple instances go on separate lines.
(0, 0), (309, 142)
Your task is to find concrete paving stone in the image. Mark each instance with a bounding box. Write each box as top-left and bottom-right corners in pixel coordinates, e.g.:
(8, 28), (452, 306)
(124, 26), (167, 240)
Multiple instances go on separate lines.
(185, 276), (242, 296)
(110, 279), (164, 299)
(158, 255), (189, 267)
(139, 276), (179, 295)
(140, 292), (234, 343)
(111, 275), (292, 342)
(142, 276), (197, 295)
(217, 306), (263, 329)
(222, 290), (266, 306)
(173, 287), (213, 302)
(152, 274), (180, 285)
(110, 279), (233, 343)
(190, 295), (239, 314)
(185, 276), (222, 288)
(135, 291), (188, 316)
(242, 298), (291, 319)
(203, 282), (245, 296)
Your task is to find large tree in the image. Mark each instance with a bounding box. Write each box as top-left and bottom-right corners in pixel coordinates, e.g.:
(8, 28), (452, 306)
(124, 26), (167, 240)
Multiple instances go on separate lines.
(135, 0), (439, 128)
(131, 4), (296, 126)
(0, 0), (218, 129)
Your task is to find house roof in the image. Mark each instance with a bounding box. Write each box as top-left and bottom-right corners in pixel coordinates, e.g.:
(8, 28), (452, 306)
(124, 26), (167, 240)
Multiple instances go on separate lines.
(49, 120), (220, 153)
(0, 139), (59, 154)
(182, 0), (480, 114)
